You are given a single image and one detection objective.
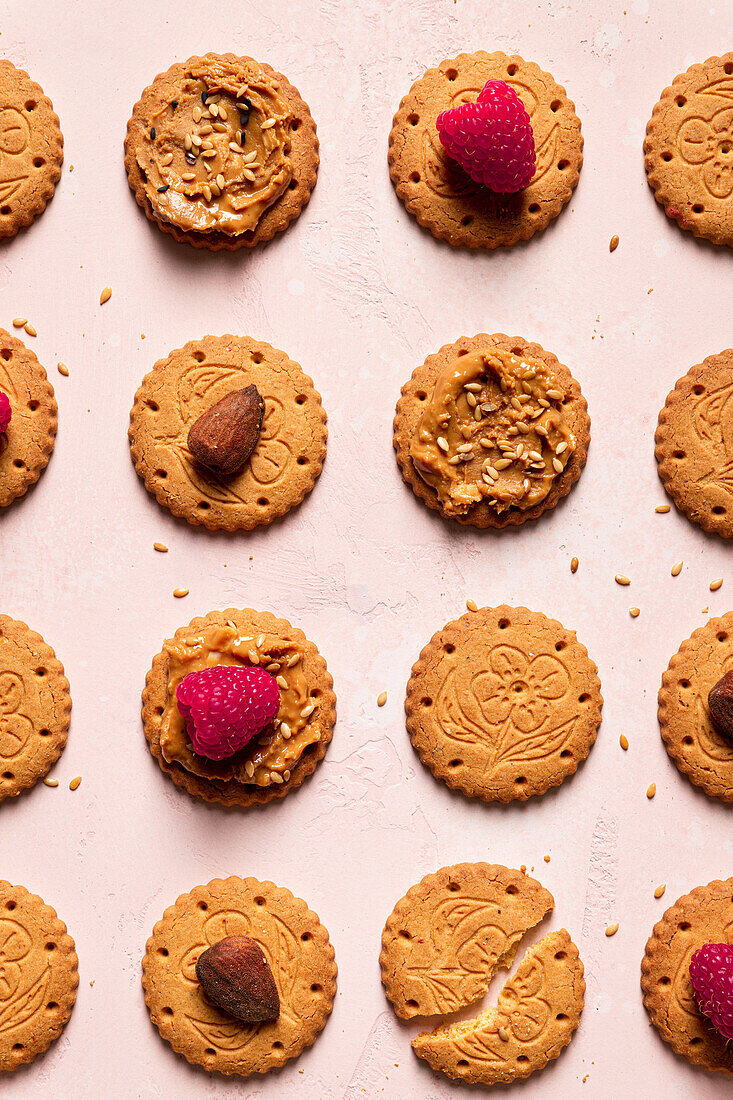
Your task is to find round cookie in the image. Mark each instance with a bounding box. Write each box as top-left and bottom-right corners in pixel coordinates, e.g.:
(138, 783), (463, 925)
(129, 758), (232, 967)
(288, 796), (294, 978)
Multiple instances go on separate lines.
(142, 607), (336, 807)
(142, 876), (336, 1076)
(129, 335), (327, 531)
(405, 605), (602, 803)
(0, 881), (78, 1072)
(645, 53), (733, 247)
(0, 330), (57, 508)
(380, 863), (555, 1019)
(655, 351), (733, 538)
(388, 51), (583, 249)
(642, 878), (733, 1073)
(0, 615), (70, 801)
(412, 928), (584, 1086)
(0, 61), (63, 240)
(658, 612), (733, 801)
(393, 334), (590, 529)
(125, 53), (318, 251)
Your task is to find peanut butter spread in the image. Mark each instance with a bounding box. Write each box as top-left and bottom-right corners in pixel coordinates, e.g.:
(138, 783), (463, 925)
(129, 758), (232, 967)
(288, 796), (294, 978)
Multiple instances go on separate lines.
(159, 623), (319, 787)
(409, 349), (575, 515)
(136, 57), (292, 236)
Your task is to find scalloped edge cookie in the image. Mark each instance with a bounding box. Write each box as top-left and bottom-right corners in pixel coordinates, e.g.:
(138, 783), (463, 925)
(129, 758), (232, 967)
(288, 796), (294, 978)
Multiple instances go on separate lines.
(0, 330), (57, 508)
(393, 334), (590, 528)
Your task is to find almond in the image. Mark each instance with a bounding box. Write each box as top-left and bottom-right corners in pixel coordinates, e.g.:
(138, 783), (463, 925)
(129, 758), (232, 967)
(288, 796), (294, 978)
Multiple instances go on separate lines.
(708, 670), (733, 741)
(195, 934), (280, 1023)
(187, 385), (264, 474)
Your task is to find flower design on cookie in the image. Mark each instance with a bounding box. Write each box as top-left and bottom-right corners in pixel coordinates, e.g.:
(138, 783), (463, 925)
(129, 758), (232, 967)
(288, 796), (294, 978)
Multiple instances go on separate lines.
(474, 645), (569, 734)
(0, 673), (32, 760)
(678, 108), (733, 198)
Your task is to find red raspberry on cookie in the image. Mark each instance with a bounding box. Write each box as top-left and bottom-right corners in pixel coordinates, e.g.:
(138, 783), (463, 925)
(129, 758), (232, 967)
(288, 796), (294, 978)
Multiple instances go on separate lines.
(176, 665), (280, 760)
(0, 393), (10, 433)
(690, 944), (733, 1040)
(437, 80), (535, 193)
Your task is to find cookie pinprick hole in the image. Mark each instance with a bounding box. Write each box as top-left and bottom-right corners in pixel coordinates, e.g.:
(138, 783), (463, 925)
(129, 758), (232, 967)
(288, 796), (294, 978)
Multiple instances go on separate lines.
(295, 394), (307, 405)
(297, 456), (307, 465)
(5, 901), (15, 911)
(2, 772), (13, 780)
(447, 881), (460, 892)
(444, 643), (455, 654)
(556, 1012), (567, 1020)
(205, 1047), (216, 1057)
(672, 450), (686, 459)
(660, 976), (670, 985)
(197, 901), (208, 911)
(555, 950), (567, 960)
(13, 459), (24, 469)
(498, 618), (510, 630)
(416, 390), (427, 401)
(528, 203), (540, 213)
(458, 1059), (469, 1066)
(193, 350), (205, 363)
(421, 696), (433, 708)
(45, 942), (56, 952)
(155, 469), (167, 479)
(558, 159), (569, 170)
(675, 95), (687, 107)
(35, 667), (47, 678)
(300, 932), (311, 942)
(461, 215), (474, 226)
(506, 884), (518, 895)
(27, 400), (39, 411)
(255, 896), (266, 906)
(713, 506), (726, 515)
(555, 641), (566, 652)
(310, 983), (322, 993)
(717, 632), (729, 643)
(145, 399), (159, 412)
(560, 749), (572, 758)
(24, 99), (36, 111)
(578, 693), (590, 703)
(252, 351), (263, 364)
(1, 349), (11, 361)
(46, 1001), (58, 1011)
(197, 501), (210, 510)
(550, 99), (561, 112)
(678, 921), (691, 931)
(408, 112), (419, 126)
(407, 998), (419, 1008)
(662, 151), (672, 162)
(0, 207), (9, 216)
(692, 384), (704, 395)
(157, 947), (169, 957)
(12, 1043), (23, 1051)
(399, 930), (412, 940)
(290, 118), (301, 132)
(257, 497), (269, 507)
(40, 727), (50, 736)
(726, 62), (733, 74)
(448, 759), (463, 769)
(33, 157), (45, 168)
(445, 68), (458, 81)
(515, 776), (526, 785)
(409, 171), (421, 183)
(272, 1041), (283, 1050)
(683, 736), (693, 745)
(692, 204), (704, 214)
(517, 1055), (529, 1063)
(507, 64), (518, 76)
(288, 179), (297, 190)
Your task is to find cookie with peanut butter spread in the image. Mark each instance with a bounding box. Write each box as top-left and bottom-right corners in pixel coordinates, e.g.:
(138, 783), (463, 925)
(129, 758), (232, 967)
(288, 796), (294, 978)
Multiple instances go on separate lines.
(388, 52), (583, 249)
(642, 878), (733, 1073)
(406, 605), (602, 803)
(142, 876), (337, 1076)
(0, 330), (57, 509)
(394, 334), (589, 527)
(128, 335), (327, 531)
(0, 60), (63, 240)
(125, 53), (318, 250)
(142, 608), (336, 806)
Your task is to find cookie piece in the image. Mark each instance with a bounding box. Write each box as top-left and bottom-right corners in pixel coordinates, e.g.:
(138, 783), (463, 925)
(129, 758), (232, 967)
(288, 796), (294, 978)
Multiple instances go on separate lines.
(642, 878), (733, 1073)
(0, 881), (78, 1072)
(412, 929), (584, 1085)
(0, 330), (57, 508)
(129, 335), (326, 531)
(658, 612), (733, 801)
(380, 863), (554, 1018)
(388, 51), (582, 249)
(0, 615), (70, 801)
(125, 53), (318, 251)
(655, 351), (733, 537)
(142, 876), (336, 1076)
(645, 54), (733, 247)
(142, 607), (335, 807)
(0, 61), (63, 239)
(405, 605), (602, 803)
(394, 334), (589, 528)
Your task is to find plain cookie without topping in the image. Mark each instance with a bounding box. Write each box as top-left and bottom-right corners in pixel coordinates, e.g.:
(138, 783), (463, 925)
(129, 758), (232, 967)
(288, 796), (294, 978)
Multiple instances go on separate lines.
(388, 51), (583, 249)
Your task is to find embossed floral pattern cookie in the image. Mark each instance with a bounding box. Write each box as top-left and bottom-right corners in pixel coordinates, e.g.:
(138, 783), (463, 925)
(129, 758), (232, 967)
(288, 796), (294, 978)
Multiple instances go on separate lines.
(389, 52), (583, 249)
(394, 334), (590, 528)
(645, 54), (733, 247)
(0, 330), (57, 509)
(0, 882), (78, 1072)
(142, 607), (335, 806)
(0, 615), (70, 801)
(655, 351), (733, 537)
(380, 863), (554, 1018)
(142, 876), (336, 1076)
(642, 878), (733, 1073)
(129, 335), (327, 531)
(412, 928), (584, 1085)
(0, 61), (63, 239)
(405, 605), (602, 802)
(658, 612), (733, 801)
(125, 53), (318, 251)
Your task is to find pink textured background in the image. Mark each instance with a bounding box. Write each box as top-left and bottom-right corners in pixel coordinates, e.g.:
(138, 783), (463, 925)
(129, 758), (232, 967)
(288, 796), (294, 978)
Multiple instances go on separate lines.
(1, 0), (732, 1095)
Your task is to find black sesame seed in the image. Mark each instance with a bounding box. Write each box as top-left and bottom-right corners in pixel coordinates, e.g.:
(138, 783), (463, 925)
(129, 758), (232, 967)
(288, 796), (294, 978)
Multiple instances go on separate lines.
(239, 110), (249, 129)
(201, 89), (208, 105)
(150, 127), (156, 140)
(171, 100), (178, 110)
(185, 152), (196, 164)
(242, 96), (252, 110)
(157, 184), (170, 192)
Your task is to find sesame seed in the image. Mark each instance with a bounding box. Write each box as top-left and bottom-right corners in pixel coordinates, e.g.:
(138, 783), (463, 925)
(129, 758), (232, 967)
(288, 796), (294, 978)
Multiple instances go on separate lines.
(99, 287), (112, 305)
(671, 560), (683, 577)
(655, 504), (670, 514)
(437, 436), (449, 453)
(244, 150), (257, 163)
(245, 761), (255, 778)
(12, 317), (26, 327)
(516, 422), (530, 434)
(153, 542), (168, 552)
(552, 457), (564, 473)
(377, 690), (388, 707)
(466, 598), (478, 612)
(605, 923), (619, 937)
(629, 607), (640, 618)
(571, 557), (579, 574)
(243, 168), (256, 181)
(270, 771), (284, 784)
(261, 117), (276, 129)
(609, 234), (619, 252)
(615, 574), (631, 586)
(69, 776), (82, 791)
(654, 884), (666, 899)
(494, 458), (512, 470)
(173, 587), (189, 598)
(181, 172), (195, 181)
(43, 777), (59, 787)
(619, 734), (629, 750)
(710, 578), (724, 591)
(276, 675), (288, 689)
(24, 322), (36, 337)
(57, 362), (69, 377)
(646, 783), (656, 799)
(300, 702), (316, 718)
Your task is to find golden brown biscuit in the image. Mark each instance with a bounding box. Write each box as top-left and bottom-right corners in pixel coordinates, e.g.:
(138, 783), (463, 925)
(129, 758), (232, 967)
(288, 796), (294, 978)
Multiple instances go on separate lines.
(129, 335), (327, 531)
(0, 881), (78, 1072)
(655, 350), (733, 537)
(0, 61), (62, 239)
(642, 878), (733, 1073)
(393, 334), (589, 528)
(405, 605), (602, 803)
(142, 876), (336, 1076)
(142, 607), (335, 807)
(0, 615), (70, 801)
(412, 929), (584, 1085)
(658, 612), (733, 801)
(0, 330), (57, 509)
(645, 53), (733, 247)
(380, 863), (554, 1018)
(125, 53), (318, 250)
(388, 51), (582, 249)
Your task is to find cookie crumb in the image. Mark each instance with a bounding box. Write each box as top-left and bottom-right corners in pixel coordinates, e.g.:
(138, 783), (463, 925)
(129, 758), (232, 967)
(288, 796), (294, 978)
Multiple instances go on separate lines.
(377, 690), (388, 707)
(11, 317), (26, 327)
(629, 607), (640, 618)
(570, 556), (579, 573)
(654, 883), (666, 899)
(615, 574), (631, 586)
(466, 598), (478, 612)
(646, 782), (656, 799)
(99, 286), (112, 305)
(69, 776), (82, 791)
(619, 734), (629, 751)
(655, 504), (670, 513)
(173, 587), (189, 598)
(57, 362), (69, 376)
(544, 854), (551, 863)
(153, 542), (168, 552)
(710, 578), (723, 591)
(609, 234), (619, 252)
(23, 322), (36, 337)
(43, 777), (59, 787)
(671, 560), (683, 577)
(605, 923), (619, 937)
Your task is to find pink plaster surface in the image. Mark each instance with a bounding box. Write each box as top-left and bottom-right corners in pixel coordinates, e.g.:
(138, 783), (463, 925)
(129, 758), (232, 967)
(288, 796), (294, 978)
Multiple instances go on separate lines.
(0, 0), (731, 1096)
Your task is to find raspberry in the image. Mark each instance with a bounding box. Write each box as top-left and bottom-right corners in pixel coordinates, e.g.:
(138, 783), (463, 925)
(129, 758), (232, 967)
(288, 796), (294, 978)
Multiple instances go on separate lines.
(436, 80), (536, 193)
(0, 393), (11, 434)
(176, 665), (280, 760)
(689, 943), (733, 1040)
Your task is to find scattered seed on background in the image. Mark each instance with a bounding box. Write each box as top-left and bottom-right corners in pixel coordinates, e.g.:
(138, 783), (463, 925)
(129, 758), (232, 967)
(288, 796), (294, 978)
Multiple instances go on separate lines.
(57, 362), (69, 376)
(710, 578), (723, 591)
(23, 322), (36, 337)
(12, 317), (26, 327)
(609, 234), (619, 252)
(671, 561), (683, 577)
(647, 783), (656, 800)
(629, 607), (640, 618)
(654, 884), (666, 899)
(99, 286), (112, 305)
(466, 598), (478, 612)
(615, 574), (631, 586)
(43, 777), (59, 787)
(571, 556), (579, 574)
(69, 776), (82, 791)
(655, 504), (670, 514)
(173, 587), (189, 598)
(605, 923), (619, 937)
(620, 734), (629, 751)
(153, 542), (168, 553)
(377, 690), (387, 707)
